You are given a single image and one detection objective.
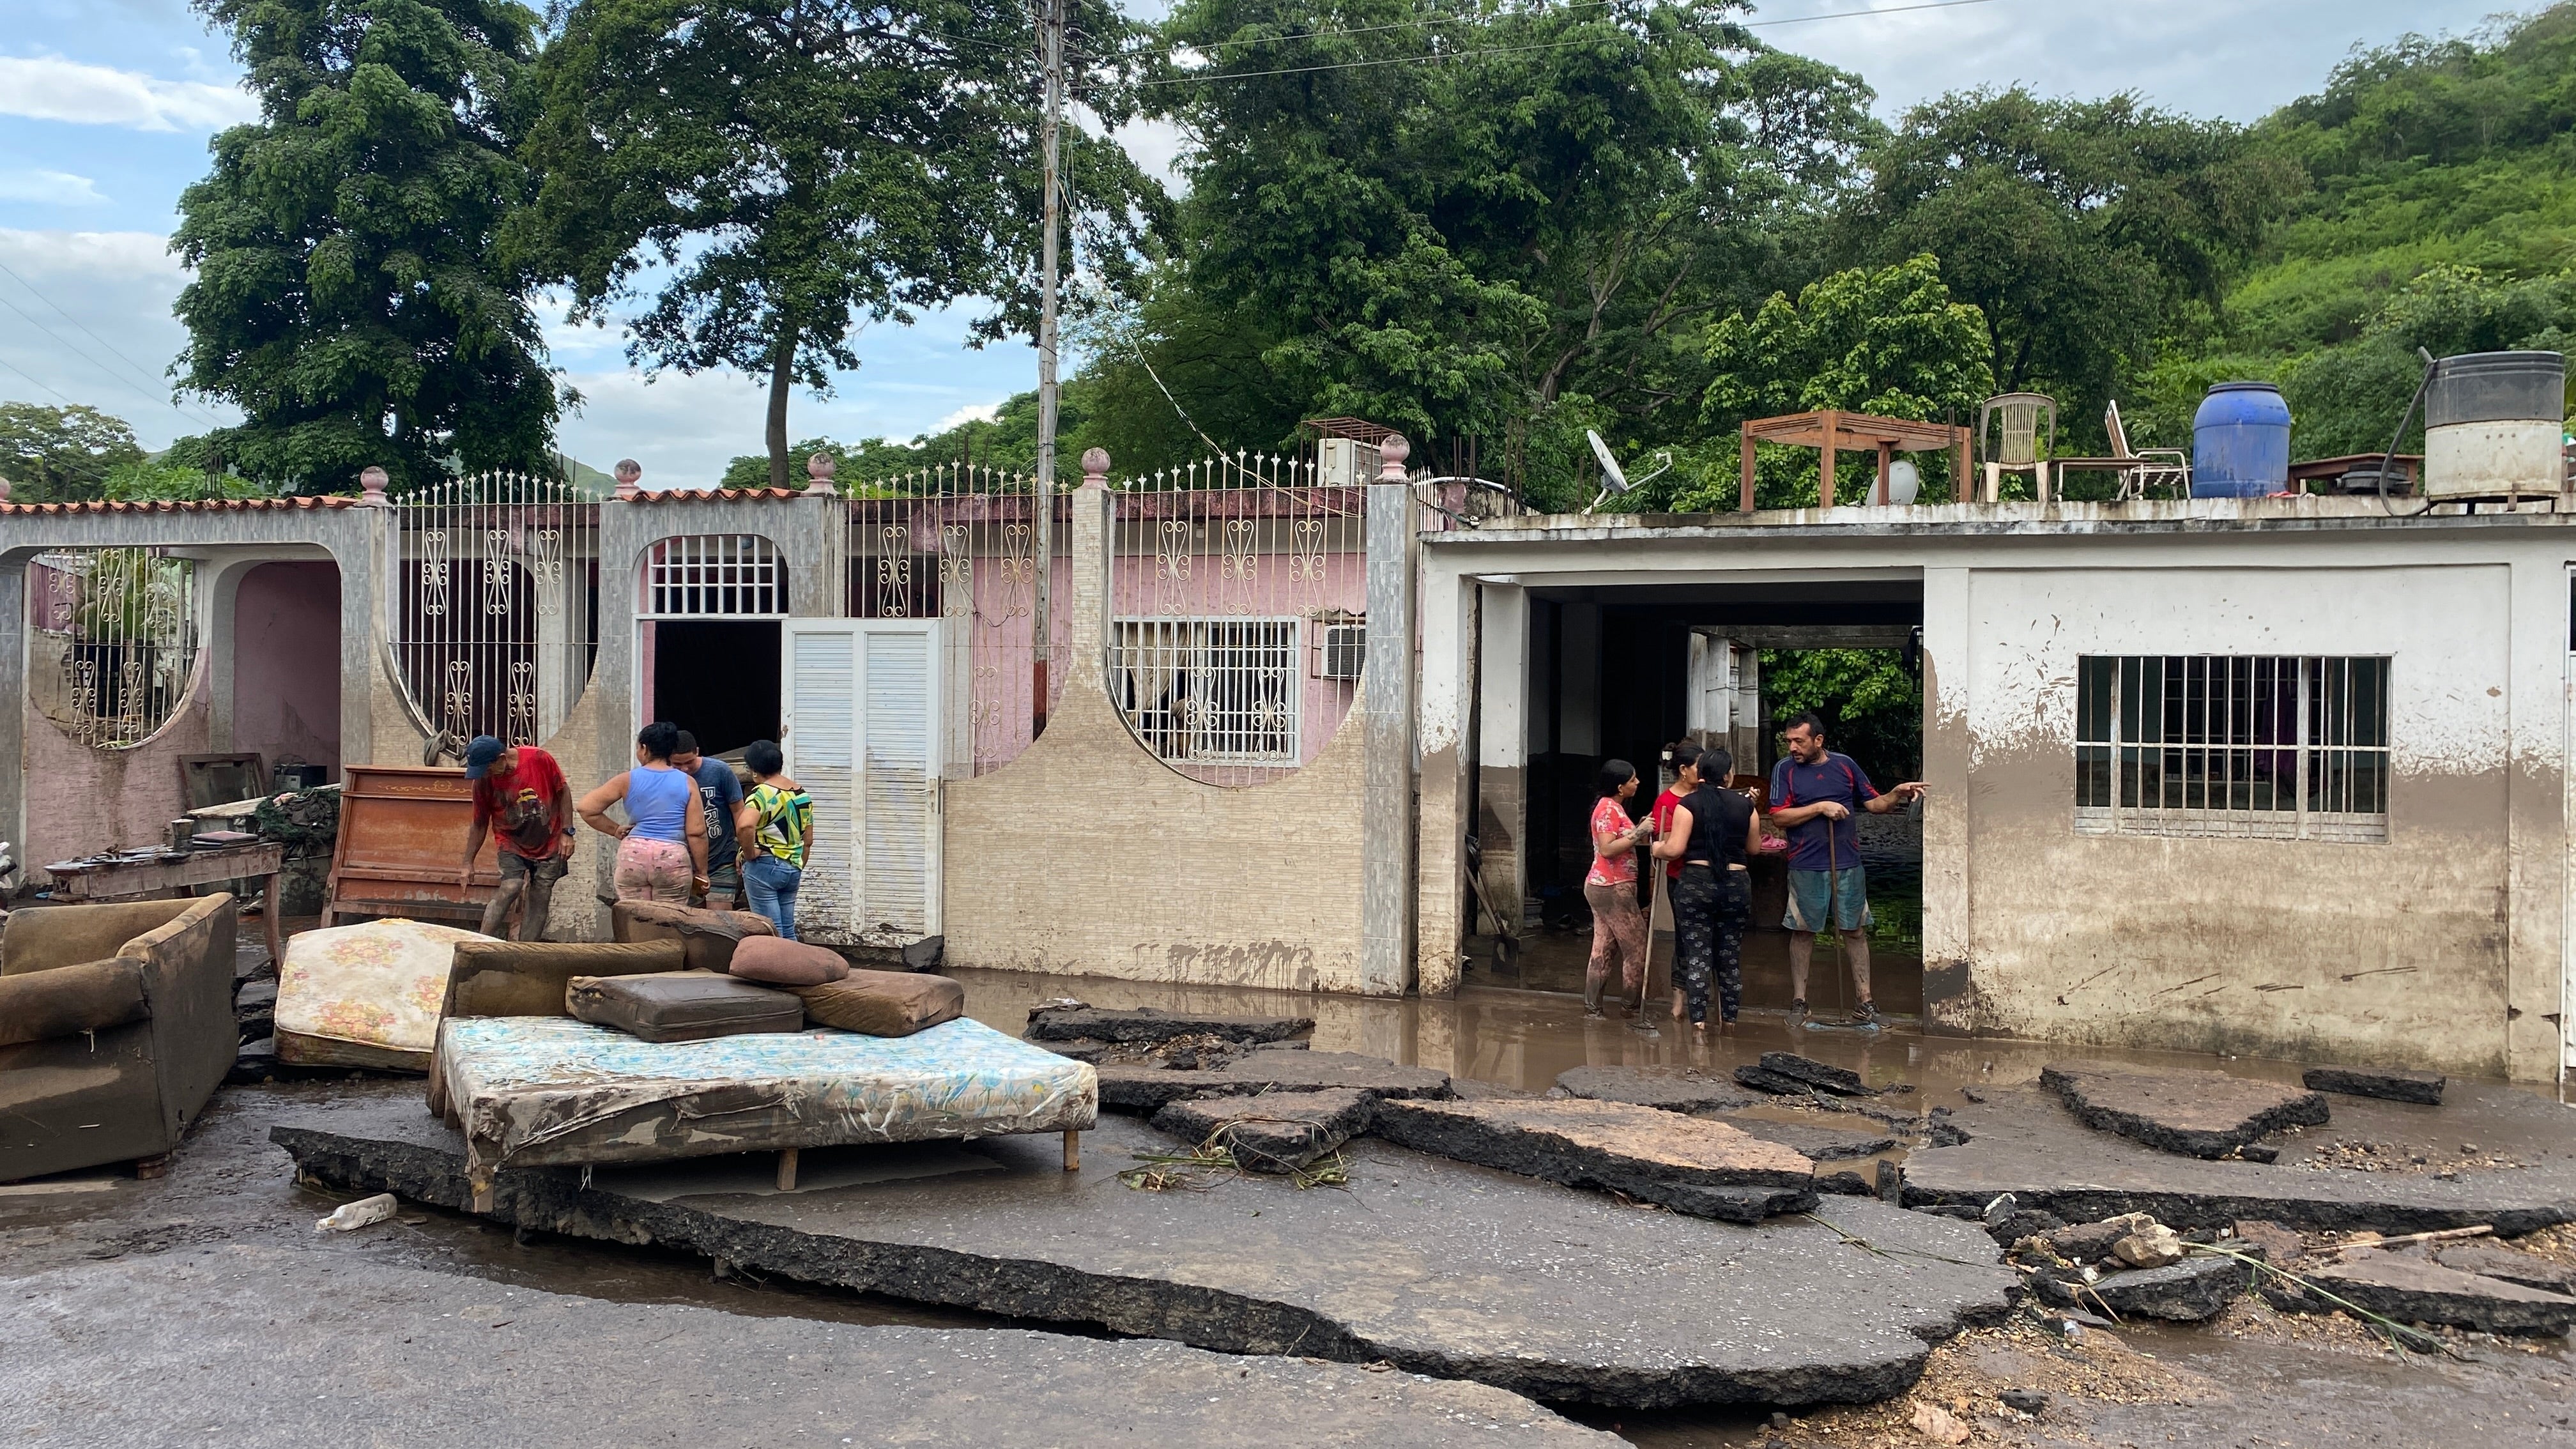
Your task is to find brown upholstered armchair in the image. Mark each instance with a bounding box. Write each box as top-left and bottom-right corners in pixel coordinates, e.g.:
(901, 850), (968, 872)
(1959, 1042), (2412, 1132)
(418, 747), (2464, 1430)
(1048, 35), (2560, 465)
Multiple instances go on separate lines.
(0, 896), (237, 1181)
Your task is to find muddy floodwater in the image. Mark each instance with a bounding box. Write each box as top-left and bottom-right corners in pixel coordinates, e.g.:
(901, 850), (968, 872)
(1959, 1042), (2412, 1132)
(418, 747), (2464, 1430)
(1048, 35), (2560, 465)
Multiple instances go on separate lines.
(8, 963), (2574, 1448)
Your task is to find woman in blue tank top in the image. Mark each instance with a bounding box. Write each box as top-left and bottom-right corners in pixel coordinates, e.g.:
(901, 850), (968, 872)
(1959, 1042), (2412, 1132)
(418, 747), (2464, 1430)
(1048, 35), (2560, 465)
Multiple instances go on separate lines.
(576, 720), (708, 905)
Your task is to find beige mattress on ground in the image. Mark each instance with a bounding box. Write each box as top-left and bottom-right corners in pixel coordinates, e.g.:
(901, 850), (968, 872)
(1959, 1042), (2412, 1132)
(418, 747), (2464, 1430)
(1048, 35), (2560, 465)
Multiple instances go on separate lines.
(275, 919), (487, 1071)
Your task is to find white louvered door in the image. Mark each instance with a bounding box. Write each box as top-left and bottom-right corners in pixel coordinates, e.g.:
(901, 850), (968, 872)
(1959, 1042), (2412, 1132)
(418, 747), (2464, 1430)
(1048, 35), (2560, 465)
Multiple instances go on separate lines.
(779, 618), (944, 943)
(856, 622), (941, 937)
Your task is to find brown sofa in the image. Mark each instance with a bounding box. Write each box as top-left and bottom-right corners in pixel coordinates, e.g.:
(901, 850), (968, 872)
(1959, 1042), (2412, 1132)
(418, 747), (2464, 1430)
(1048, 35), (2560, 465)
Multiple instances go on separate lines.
(0, 896), (237, 1181)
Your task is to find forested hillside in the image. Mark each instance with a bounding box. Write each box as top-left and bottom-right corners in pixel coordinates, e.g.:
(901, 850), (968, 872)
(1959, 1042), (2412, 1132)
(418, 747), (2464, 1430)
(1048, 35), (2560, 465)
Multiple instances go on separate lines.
(733, 4), (2576, 509)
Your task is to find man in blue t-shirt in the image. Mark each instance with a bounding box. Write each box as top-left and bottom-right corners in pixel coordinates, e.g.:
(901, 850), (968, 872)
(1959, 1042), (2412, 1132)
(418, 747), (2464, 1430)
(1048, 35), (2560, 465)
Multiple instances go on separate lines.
(672, 731), (747, 908)
(1767, 712), (1926, 1029)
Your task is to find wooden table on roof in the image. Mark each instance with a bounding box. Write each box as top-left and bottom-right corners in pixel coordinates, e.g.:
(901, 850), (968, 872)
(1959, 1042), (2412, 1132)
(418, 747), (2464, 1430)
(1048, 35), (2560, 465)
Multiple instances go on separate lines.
(1739, 411), (1973, 511)
(47, 840), (288, 969)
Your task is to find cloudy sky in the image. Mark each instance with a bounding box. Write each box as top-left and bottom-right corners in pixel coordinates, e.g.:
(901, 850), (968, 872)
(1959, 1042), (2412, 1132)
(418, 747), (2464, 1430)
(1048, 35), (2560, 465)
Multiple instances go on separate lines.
(0, 0), (2510, 484)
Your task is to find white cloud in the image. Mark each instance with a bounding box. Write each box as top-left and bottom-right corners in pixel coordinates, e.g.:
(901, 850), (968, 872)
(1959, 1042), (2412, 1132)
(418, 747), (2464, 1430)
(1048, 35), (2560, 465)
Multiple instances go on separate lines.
(0, 227), (233, 448)
(933, 401), (1002, 431)
(0, 54), (257, 132)
(0, 169), (109, 206)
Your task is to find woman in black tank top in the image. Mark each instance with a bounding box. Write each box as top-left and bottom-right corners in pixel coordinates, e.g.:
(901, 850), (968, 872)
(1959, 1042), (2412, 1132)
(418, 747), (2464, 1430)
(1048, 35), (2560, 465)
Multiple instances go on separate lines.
(1653, 743), (1765, 1033)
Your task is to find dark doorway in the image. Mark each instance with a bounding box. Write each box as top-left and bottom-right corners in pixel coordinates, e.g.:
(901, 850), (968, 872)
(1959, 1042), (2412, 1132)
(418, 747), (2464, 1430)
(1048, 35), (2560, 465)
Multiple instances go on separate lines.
(652, 620), (781, 757)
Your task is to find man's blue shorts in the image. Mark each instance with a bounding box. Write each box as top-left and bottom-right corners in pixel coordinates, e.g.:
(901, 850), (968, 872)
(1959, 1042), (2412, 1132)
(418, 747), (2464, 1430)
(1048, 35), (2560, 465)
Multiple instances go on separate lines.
(1784, 866), (1870, 933)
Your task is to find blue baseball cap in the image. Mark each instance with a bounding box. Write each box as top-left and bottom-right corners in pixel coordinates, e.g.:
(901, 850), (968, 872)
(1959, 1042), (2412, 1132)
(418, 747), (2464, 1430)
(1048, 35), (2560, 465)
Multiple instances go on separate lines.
(463, 735), (507, 779)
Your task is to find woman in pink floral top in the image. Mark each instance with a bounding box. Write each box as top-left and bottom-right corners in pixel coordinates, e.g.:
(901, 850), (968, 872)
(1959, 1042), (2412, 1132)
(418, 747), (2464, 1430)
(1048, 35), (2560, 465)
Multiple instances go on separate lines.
(1584, 759), (1655, 1029)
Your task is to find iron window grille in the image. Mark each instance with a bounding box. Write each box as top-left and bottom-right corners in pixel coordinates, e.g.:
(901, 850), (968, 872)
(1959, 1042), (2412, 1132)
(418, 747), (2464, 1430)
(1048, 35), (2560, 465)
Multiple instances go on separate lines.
(1111, 618), (1301, 767)
(2074, 654), (2390, 843)
(645, 534), (787, 618)
(29, 549), (199, 749)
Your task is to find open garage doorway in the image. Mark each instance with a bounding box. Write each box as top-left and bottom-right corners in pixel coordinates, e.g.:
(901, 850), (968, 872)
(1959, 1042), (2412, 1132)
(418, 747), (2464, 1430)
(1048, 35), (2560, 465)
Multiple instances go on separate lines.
(1468, 579), (1926, 1023)
(638, 535), (787, 759)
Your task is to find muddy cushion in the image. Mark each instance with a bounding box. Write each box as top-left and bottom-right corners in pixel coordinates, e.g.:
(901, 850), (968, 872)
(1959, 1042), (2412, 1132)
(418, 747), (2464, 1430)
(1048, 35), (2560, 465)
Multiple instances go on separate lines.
(610, 900), (778, 973)
(0, 956), (148, 1046)
(795, 970), (965, 1038)
(726, 936), (851, 987)
(447, 939), (687, 1018)
(565, 970), (803, 1043)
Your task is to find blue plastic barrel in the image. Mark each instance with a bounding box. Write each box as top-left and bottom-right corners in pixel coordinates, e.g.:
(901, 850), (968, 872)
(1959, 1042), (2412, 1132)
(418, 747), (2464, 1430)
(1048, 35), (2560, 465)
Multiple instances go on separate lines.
(2192, 382), (2292, 497)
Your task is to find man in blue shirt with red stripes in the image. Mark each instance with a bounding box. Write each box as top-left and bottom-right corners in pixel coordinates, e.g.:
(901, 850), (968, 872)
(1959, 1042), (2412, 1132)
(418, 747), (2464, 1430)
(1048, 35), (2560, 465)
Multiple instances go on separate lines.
(1768, 712), (1926, 1029)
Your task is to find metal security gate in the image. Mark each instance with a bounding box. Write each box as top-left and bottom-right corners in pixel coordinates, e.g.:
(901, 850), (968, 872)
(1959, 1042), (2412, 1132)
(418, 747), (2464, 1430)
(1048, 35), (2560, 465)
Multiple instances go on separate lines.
(388, 470), (599, 746)
(780, 618), (949, 944)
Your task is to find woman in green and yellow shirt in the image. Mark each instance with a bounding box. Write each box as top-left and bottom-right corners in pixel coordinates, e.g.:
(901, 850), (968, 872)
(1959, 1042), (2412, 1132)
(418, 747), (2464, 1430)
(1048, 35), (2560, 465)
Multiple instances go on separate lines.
(732, 739), (814, 940)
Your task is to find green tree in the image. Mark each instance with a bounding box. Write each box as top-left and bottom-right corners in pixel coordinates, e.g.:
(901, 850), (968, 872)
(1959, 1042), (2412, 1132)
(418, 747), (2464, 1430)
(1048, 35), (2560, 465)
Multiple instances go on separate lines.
(516, 0), (1164, 489)
(0, 403), (144, 502)
(2280, 264), (2576, 457)
(1761, 648), (1920, 788)
(172, 0), (558, 492)
(1669, 256), (1990, 509)
(1147, 0), (1873, 505)
(1851, 89), (2292, 450)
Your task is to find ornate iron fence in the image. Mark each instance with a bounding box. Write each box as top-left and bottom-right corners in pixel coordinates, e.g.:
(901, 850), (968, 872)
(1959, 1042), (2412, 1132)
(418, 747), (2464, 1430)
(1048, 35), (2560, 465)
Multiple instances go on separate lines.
(388, 470), (599, 746)
(846, 464), (1058, 775)
(28, 548), (199, 748)
(1106, 451), (1371, 787)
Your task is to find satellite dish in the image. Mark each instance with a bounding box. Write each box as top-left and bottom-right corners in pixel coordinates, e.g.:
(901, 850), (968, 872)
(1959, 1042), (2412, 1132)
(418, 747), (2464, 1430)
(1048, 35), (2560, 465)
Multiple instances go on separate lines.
(1583, 429), (1673, 512)
(1586, 429), (1629, 493)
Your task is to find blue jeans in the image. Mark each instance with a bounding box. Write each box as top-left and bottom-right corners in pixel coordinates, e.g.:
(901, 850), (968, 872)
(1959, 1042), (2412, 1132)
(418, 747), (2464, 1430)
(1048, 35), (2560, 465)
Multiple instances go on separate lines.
(742, 854), (804, 941)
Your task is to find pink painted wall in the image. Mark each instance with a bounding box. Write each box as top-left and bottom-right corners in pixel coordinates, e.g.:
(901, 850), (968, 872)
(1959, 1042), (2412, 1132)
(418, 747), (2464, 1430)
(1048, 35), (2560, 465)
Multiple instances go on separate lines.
(22, 656), (212, 876)
(232, 562), (341, 779)
(1100, 534), (1367, 769)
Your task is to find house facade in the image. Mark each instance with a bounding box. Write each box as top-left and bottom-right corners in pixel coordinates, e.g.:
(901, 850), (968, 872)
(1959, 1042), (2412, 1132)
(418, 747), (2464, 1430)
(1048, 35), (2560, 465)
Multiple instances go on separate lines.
(4, 459), (2572, 1081)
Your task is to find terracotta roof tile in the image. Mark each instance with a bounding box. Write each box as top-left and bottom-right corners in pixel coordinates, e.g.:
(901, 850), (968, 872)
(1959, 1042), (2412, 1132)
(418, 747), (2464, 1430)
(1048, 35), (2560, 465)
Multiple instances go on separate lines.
(0, 495), (364, 514)
(627, 487), (806, 502)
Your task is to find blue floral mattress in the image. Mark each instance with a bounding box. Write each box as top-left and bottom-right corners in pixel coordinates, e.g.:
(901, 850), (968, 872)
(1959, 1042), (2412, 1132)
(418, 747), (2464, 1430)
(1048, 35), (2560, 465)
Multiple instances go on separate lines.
(436, 1015), (1098, 1176)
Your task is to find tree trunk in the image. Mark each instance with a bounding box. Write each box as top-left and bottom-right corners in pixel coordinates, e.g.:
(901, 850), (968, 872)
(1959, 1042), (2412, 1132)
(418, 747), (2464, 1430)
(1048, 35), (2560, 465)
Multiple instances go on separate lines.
(765, 328), (794, 490)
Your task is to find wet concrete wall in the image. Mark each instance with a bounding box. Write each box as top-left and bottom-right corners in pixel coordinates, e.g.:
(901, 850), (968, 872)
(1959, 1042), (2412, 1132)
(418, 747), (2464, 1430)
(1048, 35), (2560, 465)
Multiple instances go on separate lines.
(1418, 499), (2576, 1079)
(943, 479), (1374, 992)
(1943, 564), (2518, 1075)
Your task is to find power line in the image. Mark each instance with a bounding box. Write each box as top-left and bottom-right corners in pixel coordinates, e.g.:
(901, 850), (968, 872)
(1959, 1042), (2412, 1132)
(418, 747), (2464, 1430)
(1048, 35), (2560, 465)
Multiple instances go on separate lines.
(0, 350), (82, 408)
(0, 257), (223, 431)
(0, 288), (225, 434)
(1134, 0), (2002, 85)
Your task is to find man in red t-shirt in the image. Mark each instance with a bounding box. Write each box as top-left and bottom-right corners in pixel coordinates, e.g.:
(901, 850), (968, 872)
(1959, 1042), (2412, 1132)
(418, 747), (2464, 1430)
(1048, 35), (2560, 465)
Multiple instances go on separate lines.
(457, 735), (575, 940)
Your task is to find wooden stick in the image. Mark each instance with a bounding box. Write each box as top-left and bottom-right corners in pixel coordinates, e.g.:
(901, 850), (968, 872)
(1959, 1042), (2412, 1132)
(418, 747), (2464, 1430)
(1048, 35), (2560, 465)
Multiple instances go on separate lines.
(1738, 427), (1756, 514)
(776, 1147), (799, 1192)
(1063, 1129), (1080, 1173)
(2328, 1224), (2493, 1255)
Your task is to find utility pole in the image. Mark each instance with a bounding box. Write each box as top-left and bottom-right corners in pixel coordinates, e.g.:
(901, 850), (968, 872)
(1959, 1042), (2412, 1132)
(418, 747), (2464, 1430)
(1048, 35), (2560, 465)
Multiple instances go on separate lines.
(1031, 0), (1064, 739)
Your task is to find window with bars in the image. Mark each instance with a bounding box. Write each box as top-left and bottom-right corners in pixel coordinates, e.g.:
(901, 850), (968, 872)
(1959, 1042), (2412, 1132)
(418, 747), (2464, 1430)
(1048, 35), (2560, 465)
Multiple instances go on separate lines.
(645, 534), (786, 618)
(2075, 656), (2391, 842)
(1110, 618), (1300, 766)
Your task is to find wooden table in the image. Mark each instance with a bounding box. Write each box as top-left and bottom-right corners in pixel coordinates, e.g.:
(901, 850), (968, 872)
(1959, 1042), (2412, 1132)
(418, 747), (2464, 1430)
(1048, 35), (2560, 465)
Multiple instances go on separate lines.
(1740, 411), (1972, 510)
(47, 840), (288, 969)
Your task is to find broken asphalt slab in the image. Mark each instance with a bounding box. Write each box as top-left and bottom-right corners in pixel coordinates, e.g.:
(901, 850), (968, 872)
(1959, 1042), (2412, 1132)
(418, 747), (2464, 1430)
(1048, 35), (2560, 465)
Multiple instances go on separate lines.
(1554, 1064), (1760, 1114)
(2041, 1061), (2329, 1158)
(2032, 1255), (2251, 1322)
(2424, 1239), (2576, 1295)
(1715, 1115), (1899, 1163)
(1758, 1052), (1876, 1097)
(1903, 1085), (2576, 1234)
(1370, 1096), (1819, 1223)
(2283, 1253), (2576, 1337)
(2301, 1064), (2445, 1105)
(1098, 1050), (1453, 1113)
(0, 1245), (1618, 1448)
(1152, 1089), (1374, 1173)
(272, 1096), (2018, 1408)
(1026, 1005), (1313, 1046)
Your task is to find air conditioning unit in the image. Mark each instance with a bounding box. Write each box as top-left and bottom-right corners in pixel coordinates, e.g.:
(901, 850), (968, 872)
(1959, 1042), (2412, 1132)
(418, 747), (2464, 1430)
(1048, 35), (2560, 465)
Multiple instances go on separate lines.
(1317, 622), (1366, 680)
(1317, 437), (1377, 489)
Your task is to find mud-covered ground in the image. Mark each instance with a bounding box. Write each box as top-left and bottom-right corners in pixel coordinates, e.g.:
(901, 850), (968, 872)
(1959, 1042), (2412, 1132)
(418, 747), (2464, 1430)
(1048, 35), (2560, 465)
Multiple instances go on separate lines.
(8, 962), (2575, 1447)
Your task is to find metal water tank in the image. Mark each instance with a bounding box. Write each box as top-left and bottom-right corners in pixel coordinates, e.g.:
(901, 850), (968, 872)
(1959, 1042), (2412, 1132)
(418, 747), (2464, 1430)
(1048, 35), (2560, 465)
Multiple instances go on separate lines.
(2192, 382), (2292, 497)
(2421, 351), (2565, 500)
